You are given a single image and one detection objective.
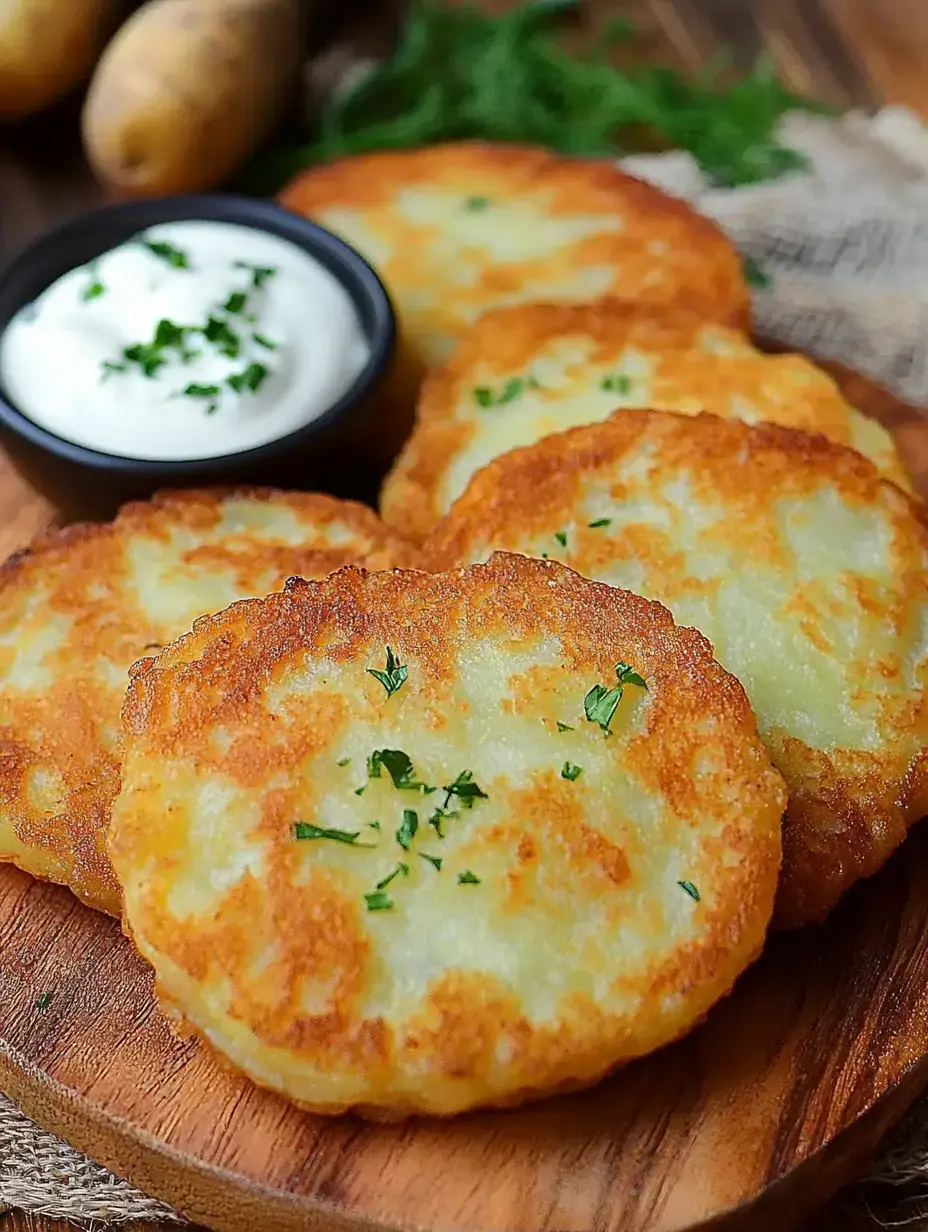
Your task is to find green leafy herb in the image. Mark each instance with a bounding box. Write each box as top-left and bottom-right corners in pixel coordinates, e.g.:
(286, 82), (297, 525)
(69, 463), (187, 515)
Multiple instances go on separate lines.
(556, 721), (574, 732)
(464, 195), (490, 211)
(584, 660), (647, 735)
(203, 315), (241, 358)
(419, 852), (443, 870)
(554, 530), (568, 548)
(248, 3), (825, 195)
(365, 890), (393, 912)
(678, 879), (700, 902)
(428, 806), (456, 838)
(442, 769), (487, 810)
(458, 869), (481, 885)
(100, 360), (127, 381)
(253, 332), (277, 350)
(294, 822), (374, 846)
(743, 254), (771, 289)
(184, 382), (221, 399)
(561, 761), (582, 781)
(234, 261), (277, 289)
(224, 291), (248, 314)
(367, 646), (408, 697)
(397, 808), (419, 851)
(337, 757), (351, 767)
(600, 373), (632, 395)
(354, 785), (367, 796)
(368, 748), (430, 791)
(227, 362), (268, 394)
(82, 278), (105, 302)
(588, 518), (612, 528)
(376, 862), (409, 890)
(123, 342), (166, 379)
(369, 819), (382, 830)
(473, 376), (529, 409)
(34, 991), (53, 1013)
(143, 239), (190, 269)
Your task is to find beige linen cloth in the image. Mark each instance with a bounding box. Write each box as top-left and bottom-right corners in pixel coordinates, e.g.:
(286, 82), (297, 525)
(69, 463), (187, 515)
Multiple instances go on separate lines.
(4, 107), (928, 1227)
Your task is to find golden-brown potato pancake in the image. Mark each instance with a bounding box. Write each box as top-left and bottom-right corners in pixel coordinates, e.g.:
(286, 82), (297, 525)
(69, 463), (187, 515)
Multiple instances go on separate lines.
(110, 555), (784, 1117)
(381, 302), (910, 543)
(0, 489), (419, 915)
(278, 142), (749, 371)
(425, 412), (928, 927)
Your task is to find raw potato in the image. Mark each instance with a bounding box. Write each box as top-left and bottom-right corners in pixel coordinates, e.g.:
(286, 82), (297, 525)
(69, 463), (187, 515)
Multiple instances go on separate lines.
(0, 0), (126, 119)
(82, 0), (304, 196)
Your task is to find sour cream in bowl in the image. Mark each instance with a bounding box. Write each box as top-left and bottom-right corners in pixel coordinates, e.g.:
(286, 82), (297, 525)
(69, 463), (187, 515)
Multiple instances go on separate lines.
(0, 196), (396, 512)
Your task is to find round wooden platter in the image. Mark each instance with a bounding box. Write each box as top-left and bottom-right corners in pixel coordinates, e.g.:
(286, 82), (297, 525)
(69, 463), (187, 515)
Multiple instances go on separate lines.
(2, 364), (928, 1232)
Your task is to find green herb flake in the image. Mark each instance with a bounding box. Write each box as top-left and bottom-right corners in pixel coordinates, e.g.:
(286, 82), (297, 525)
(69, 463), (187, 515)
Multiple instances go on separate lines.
(367, 646), (408, 698)
(472, 377), (528, 409)
(554, 530), (568, 548)
(203, 315), (241, 359)
(561, 761), (582, 781)
(678, 879), (700, 902)
(184, 383), (221, 399)
(584, 660), (647, 735)
(588, 517), (612, 528)
(354, 785), (367, 796)
(600, 373), (632, 395)
(224, 291), (248, 314)
(743, 254), (771, 289)
(376, 862), (409, 890)
(337, 757), (351, 767)
(100, 359), (127, 381)
(369, 820), (382, 830)
(227, 362), (269, 395)
(123, 343), (165, 379)
(556, 721), (574, 732)
(419, 852), (443, 870)
(396, 808), (419, 851)
(154, 318), (188, 349)
(464, 195), (490, 211)
(253, 332), (277, 350)
(615, 661), (648, 691)
(34, 991), (53, 1013)
(82, 279), (105, 302)
(458, 870), (481, 885)
(234, 261), (277, 289)
(294, 822), (374, 846)
(442, 769), (488, 811)
(428, 806), (456, 838)
(364, 890), (393, 912)
(367, 748), (430, 791)
(143, 240), (190, 269)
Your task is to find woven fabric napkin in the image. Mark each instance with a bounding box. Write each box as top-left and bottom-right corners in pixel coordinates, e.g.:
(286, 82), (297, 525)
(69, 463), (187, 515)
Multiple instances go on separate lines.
(5, 107), (928, 1227)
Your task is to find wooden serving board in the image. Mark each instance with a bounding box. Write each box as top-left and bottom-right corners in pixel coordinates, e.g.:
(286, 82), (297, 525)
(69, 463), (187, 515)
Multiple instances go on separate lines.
(0, 369), (926, 1232)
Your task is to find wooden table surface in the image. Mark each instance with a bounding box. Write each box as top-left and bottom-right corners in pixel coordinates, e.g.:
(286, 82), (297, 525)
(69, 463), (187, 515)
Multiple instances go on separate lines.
(3, 0), (928, 1230)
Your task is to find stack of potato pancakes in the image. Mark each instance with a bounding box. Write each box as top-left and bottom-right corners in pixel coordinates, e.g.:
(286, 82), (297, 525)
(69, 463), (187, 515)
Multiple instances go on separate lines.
(2, 143), (924, 1120)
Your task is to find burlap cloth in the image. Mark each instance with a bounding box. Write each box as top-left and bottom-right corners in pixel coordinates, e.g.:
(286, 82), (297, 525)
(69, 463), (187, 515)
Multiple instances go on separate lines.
(5, 108), (928, 1228)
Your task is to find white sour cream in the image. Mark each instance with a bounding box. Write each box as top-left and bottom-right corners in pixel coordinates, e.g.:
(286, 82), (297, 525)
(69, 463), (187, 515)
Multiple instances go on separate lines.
(0, 220), (372, 460)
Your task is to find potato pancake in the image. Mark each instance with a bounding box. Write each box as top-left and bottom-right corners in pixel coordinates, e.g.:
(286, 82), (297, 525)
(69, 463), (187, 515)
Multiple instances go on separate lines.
(425, 412), (928, 927)
(0, 489), (419, 915)
(380, 302), (910, 543)
(110, 555), (784, 1117)
(278, 143), (749, 371)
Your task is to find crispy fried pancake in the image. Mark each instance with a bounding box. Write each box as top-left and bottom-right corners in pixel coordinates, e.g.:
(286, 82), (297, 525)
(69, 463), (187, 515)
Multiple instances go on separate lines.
(0, 489), (419, 914)
(381, 303), (910, 543)
(110, 555), (783, 1117)
(425, 412), (928, 927)
(278, 143), (749, 371)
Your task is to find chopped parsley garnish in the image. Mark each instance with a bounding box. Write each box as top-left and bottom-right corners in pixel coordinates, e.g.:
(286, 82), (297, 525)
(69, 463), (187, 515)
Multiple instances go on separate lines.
(367, 646), (408, 698)
(541, 552), (549, 559)
(376, 862), (409, 890)
(428, 806), (456, 838)
(224, 291), (248, 314)
(119, 317), (194, 379)
(337, 757), (351, 767)
(678, 879), (700, 902)
(203, 315), (241, 358)
(294, 822), (374, 846)
(182, 382), (221, 414)
(354, 785), (367, 796)
(368, 748), (430, 791)
(253, 332), (276, 350)
(583, 660), (648, 735)
(396, 808), (419, 851)
(82, 278), (105, 302)
(364, 891), (393, 912)
(227, 361), (268, 394)
(234, 261), (277, 289)
(464, 195), (490, 211)
(442, 769), (487, 810)
(458, 870), (481, 885)
(154, 319), (188, 349)
(554, 530), (568, 548)
(600, 373), (632, 395)
(123, 342), (166, 379)
(100, 359), (127, 380)
(561, 762), (582, 781)
(419, 852), (443, 871)
(588, 518), (612, 528)
(743, 254), (771, 289)
(556, 721), (574, 732)
(143, 239), (190, 269)
(34, 991), (53, 1013)
(369, 820), (381, 830)
(473, 376), (531, 408)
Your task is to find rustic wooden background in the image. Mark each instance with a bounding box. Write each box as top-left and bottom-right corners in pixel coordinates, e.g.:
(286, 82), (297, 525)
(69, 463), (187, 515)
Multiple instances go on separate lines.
(3, 0), (928, 1229)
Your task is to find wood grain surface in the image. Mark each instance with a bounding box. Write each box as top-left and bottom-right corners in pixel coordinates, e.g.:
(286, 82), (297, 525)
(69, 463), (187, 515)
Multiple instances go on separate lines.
(3, 2), (928, 1231)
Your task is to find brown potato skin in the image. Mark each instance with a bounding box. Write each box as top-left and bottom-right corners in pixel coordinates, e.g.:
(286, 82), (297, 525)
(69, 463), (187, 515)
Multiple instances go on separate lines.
(81, 0), (303, 196)
(0, 0), (127, 119)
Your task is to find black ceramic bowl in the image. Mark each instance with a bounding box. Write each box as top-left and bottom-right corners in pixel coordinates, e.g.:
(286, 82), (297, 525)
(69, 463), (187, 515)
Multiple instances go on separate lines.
(0, 195), (398, 520)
